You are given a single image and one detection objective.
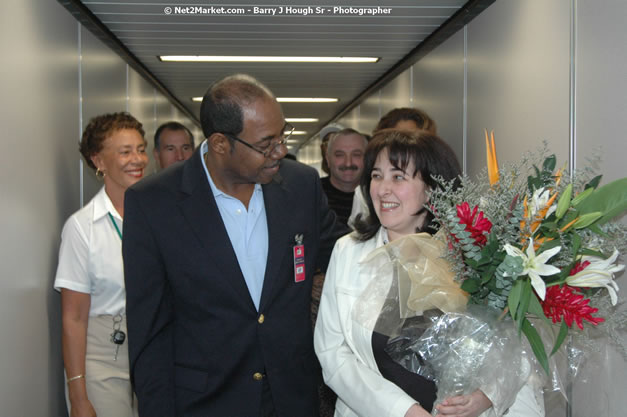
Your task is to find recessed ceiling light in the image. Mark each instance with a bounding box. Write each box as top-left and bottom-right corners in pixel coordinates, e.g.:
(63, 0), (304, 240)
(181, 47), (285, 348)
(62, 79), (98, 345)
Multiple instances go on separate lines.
(277, 98), (338, 103)
(192, 97), (338, 103)
(285, 118), (319, 123)
(160, 56), (379, 63)
(290, 131), (307, 135)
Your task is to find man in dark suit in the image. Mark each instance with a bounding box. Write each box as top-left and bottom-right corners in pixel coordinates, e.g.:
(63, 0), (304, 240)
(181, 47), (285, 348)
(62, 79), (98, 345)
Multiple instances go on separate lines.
(123, 74), (344, 417)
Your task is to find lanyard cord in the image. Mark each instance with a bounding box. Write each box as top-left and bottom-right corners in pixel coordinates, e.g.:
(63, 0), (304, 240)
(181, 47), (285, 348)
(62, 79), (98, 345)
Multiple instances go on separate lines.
(107, 212), (122, 240)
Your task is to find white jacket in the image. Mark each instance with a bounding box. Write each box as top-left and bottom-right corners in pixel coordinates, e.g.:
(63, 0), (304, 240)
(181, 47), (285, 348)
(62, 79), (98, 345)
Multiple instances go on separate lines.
(314, 228), (545, 417)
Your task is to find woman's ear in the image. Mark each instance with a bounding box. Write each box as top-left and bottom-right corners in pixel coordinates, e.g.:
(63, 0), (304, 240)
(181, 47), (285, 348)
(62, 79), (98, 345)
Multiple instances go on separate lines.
(91, 153), (103, 172)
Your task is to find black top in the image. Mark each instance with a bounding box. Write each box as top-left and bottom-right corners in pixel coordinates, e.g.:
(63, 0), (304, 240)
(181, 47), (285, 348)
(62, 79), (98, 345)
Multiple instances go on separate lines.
(372, 331), (437, 412)
(320, 176), (354, 227)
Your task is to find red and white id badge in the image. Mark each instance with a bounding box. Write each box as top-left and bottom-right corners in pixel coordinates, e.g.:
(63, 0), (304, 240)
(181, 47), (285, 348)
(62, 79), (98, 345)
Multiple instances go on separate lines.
(293, 244), (306, 282)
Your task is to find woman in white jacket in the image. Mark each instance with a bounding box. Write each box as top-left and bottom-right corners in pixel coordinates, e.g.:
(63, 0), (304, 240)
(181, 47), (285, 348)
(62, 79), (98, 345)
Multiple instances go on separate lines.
(314, 129), (544, 417)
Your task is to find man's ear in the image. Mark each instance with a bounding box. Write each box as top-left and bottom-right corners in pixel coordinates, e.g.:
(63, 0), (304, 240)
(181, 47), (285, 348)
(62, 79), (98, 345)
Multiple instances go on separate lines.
(209, 133), (230, 155)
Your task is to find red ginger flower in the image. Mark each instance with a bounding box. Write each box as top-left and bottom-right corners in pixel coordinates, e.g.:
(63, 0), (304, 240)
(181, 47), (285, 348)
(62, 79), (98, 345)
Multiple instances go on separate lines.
(569, 260), (591, 276)
(456, 202), (493, 246)
(541, 285), (604, 330)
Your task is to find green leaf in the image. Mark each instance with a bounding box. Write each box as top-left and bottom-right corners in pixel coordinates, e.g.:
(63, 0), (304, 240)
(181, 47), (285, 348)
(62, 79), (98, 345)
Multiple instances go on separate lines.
(517, 280), (532, 333)
(538, 238), (561, 253)
(461, 279), (480, 293)
(543, 155), (557, 173)
(508, 280), (523, 321)
(585, 175), (603, 190)
(576, 177), (627, 225)
(571, 233), (581, 256)
(555, 184), (573, 220)
(571, 187), (594, 207)
(522, 318), (550, 374)
(579, 248), (605, 258)
(551, 321), (569, 356)
(573, 212), (603, 229)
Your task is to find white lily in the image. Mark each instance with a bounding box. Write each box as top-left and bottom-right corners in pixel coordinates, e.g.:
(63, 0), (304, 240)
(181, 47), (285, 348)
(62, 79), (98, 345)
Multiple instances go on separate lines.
(566, 249), (624, 305)
(530, 187), (556, 219)
(503, 237), (562, 300)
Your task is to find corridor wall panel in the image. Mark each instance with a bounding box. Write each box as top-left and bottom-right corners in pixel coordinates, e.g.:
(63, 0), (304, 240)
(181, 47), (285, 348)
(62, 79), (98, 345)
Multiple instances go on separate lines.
(380, 70), (412, 119)
(80, 26), (127, 202)
(359, 91), (381, 135)
(128, 69), (158, 175)
(412, 29), (465, 166)
(0, 0), (79, 415)
(569, 1), (627, 415)
(466, 0), (570, 178)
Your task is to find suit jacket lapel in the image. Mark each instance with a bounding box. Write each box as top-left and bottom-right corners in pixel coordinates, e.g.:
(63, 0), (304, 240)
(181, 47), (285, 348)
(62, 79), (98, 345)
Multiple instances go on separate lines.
(178, 150), (256, 310)
(259, 173), (290, 311)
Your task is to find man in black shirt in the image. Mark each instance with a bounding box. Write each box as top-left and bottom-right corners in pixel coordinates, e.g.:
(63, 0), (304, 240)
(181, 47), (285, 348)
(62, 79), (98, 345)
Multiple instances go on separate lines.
(321, 128), (368, 227)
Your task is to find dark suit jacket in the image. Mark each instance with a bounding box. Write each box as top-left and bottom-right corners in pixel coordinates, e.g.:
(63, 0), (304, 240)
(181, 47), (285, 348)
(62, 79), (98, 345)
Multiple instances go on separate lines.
(123, 150), (344, 417)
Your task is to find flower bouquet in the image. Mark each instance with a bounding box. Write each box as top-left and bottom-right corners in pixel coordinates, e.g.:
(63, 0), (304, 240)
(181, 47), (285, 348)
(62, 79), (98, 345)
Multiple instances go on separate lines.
(428, 132), (627, 377)
(353, 134), (627, 414)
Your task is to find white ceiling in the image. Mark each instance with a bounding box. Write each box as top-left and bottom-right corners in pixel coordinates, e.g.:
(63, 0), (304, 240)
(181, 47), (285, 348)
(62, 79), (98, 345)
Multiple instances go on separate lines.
(65, 0), (487, 150)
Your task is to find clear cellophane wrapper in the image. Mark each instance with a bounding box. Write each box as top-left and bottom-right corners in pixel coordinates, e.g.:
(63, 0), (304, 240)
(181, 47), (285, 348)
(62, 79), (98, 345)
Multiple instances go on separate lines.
(352, 233), (555, 416)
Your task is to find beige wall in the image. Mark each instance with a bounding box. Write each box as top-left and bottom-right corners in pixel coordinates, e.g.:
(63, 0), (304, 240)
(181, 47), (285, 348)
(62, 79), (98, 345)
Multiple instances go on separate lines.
(0, 0), (199, 415)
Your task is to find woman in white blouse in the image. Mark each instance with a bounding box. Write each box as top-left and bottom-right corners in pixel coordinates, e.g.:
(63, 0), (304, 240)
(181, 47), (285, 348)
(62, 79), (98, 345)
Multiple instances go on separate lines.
(314, 129), (544, 417)
(54, 112), (148, 417)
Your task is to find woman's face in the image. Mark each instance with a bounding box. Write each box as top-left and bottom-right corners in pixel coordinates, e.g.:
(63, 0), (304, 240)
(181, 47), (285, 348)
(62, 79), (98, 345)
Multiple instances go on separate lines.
(91, 128), (148, 194)
(370, 148), (429, 241)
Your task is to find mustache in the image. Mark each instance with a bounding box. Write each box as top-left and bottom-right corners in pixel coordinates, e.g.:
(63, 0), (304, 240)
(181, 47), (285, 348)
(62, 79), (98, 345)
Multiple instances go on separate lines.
(338, 165), (359, 172)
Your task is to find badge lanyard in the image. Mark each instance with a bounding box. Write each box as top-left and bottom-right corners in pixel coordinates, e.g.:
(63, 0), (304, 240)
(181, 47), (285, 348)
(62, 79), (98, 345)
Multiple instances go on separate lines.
(107, 212), (122, 240)
(107, 212), (126, 360)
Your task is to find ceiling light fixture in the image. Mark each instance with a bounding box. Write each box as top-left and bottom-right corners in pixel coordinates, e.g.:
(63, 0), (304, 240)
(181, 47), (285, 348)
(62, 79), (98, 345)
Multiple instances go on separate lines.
(160, 55), (379, 63)
(277, 98), (338, 103)
(285, 118), (319, 123)
(192, 97), (338, 103)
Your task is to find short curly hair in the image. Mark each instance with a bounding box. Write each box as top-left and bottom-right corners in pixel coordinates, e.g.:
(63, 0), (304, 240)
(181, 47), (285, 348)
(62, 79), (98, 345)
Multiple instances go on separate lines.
(79, 112), (145, 171)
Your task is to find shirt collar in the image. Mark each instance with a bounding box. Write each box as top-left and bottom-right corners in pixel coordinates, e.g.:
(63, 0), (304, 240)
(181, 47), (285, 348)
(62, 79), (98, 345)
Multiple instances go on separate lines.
(92, 186), (122, 221)
(200, 139), (262, 199)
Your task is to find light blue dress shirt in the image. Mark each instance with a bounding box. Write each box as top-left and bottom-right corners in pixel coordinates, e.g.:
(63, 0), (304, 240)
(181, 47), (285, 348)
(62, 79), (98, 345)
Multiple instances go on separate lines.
(200, 140), (269, 310)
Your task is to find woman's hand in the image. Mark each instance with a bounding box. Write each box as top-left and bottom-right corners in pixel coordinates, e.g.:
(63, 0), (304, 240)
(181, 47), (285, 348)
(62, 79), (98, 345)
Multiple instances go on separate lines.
(435, 390), (492, 417)
(69, 397), (97, 417)
(404, 403), (433, 417)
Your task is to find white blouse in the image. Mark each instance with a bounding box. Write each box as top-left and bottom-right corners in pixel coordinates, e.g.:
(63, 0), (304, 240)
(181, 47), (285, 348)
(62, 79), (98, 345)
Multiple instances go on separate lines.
(54, 186), (126, 316)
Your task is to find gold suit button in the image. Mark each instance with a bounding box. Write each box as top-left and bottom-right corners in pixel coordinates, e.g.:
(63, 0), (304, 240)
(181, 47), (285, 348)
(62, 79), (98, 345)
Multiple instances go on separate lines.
(258, 314), (265, 324)
(253, 372), (263, 381)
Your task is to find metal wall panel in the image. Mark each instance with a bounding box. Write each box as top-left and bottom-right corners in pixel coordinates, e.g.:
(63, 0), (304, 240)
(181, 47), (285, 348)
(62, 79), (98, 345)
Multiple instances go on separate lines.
(380, 69), (411, 118)
(359, 91), (381, 135)
(128, 68), (158, 175)
(0, 1), (79, 415)
(570, 1), (627, 415)
(412, 29), (465, 166)
(466, 0), (570, 178)
(80, 25), (127, 202)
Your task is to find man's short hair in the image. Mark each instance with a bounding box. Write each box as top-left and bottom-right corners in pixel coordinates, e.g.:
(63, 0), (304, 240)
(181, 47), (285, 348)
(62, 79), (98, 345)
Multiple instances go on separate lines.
(199, 74), (275, 144)
(154, 121), (194, 150)
(325, 128), (368, 157)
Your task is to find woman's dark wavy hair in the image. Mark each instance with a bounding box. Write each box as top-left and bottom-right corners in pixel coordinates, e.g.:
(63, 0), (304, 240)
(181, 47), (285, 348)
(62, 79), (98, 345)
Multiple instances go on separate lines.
(353, 129), (461, 241)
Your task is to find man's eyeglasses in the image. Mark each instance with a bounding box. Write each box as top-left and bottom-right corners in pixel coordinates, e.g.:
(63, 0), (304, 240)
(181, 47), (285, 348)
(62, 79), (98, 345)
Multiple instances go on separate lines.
(222, 123), (294, 157)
